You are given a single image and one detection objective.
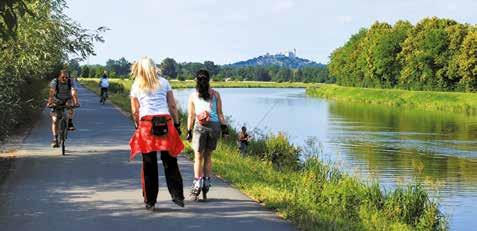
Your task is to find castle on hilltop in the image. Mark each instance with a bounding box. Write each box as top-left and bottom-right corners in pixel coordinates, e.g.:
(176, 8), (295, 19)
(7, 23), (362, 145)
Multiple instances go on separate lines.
(265, 48), (297, 58)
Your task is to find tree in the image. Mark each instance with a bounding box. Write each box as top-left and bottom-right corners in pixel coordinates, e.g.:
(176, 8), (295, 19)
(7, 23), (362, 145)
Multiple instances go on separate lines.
(204, 61), (220, 76)
(68, 59), (81, 77)
(329, 28), (368, 86)
(116, 57), (131, 76)
(360, 21), (412, 88)
(88, 65), (97, 77)
(458, 28), (477, 92)
(293, 69), (303, 82)
(105, 57), (131, 77)
(275, 68), (292, 82)
(398, 17), (458, 90)
(0, 0), (106, 140)
(255, 68), (271, 81)
(95, 66), (105, 77)
(81, 65), (90, 77)
(328, 17), (476, 91)
(445, 23), (471, 89)
(0, 0), (31, 39)
(160, 58), (177, 79)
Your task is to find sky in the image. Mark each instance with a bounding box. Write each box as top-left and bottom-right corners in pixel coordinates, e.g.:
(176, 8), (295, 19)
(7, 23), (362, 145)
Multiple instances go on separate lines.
(65, 0), (477, 65)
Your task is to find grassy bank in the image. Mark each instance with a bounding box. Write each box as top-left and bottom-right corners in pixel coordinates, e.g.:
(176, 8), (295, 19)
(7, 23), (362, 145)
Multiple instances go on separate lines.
(307, 84), (477, 115)
(79, 78), (315, 90)
(80, 79), (447, 230)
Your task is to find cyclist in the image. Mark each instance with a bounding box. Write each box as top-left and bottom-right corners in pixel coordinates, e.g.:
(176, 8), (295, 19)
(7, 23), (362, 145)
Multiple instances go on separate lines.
(99, 71), (109, 103)
(46, 70), (80, 148)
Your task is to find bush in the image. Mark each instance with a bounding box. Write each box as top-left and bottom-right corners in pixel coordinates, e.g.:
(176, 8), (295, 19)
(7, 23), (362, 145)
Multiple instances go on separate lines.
(248, 132), (301, 171)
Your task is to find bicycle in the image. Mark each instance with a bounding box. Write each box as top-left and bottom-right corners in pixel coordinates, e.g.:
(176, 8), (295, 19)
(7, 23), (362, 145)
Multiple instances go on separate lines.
(48, 104), (79, 155)
(100, 88), (108, 105)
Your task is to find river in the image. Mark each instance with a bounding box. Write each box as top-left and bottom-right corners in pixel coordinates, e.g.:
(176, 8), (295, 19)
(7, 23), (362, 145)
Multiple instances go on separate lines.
(173, 88), (477, 230)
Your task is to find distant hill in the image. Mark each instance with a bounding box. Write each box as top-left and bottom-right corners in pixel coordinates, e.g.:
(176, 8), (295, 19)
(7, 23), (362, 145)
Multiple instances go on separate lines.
(227, 53), (324, 68)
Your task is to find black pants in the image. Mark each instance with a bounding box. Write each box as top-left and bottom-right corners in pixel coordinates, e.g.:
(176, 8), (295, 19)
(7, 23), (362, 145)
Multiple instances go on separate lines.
(100, 87), (108, 98)
(142, 151), (184, 206)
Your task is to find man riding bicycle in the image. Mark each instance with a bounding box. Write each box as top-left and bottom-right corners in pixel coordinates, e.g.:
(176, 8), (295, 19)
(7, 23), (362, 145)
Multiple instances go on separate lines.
(99, 70), (109, 103)
(47, 70), (80, 148)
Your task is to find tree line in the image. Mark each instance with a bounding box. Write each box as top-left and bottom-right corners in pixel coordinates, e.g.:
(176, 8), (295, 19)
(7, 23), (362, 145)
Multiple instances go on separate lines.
(0, 0), (104, 140)
(328, 17), (477, 92)
(81, 57), (333, 83)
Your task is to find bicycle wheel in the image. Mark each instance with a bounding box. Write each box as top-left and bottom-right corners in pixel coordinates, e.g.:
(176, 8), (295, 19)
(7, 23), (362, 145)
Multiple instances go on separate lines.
(60, 119), (67, 155)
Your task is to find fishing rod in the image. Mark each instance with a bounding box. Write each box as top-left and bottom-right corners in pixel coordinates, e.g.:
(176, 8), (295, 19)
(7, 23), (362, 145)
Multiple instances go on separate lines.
(249, 99), (280, 134)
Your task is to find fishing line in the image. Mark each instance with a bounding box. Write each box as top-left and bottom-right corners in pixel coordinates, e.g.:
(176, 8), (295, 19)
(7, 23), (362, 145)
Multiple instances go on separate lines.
(250, 99), (280, 133)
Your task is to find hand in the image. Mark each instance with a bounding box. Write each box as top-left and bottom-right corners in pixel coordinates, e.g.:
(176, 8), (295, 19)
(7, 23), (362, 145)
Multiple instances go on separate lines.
(186, 130), (192, 141)
(174, 123), (182, 135)
(221, 124), (229, 137)
(71, 99), (80, 107)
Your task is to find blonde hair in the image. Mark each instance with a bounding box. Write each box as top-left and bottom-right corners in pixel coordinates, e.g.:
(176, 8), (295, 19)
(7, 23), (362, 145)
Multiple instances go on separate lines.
(131, 57), (160, 92)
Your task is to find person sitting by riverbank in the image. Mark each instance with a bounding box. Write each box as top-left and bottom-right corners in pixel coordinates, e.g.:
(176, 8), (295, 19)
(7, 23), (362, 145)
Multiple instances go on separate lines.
(238, 126), (251, 156)
(129, 57), (185, 210)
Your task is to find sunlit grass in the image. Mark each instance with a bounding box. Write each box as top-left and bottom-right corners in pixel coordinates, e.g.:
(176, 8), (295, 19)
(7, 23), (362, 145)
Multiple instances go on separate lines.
(79, 78), (317, 89)
(307, 84), (477, 115)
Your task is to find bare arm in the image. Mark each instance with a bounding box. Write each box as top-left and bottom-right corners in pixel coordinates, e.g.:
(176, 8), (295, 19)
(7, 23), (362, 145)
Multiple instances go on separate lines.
(131, 97), (140, 128)
(47, 88), (56, 106)
(215, 91), (226, 125)
(71, 88), (79, 105)
(239, 132), (245, 141)
(187, 94), (195, 131)
(166, 91), (179, 124)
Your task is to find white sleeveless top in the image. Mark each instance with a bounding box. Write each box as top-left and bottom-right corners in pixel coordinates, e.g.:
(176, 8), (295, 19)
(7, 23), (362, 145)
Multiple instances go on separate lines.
(191, 90), (219, 123)
(130, 76), (171, 118)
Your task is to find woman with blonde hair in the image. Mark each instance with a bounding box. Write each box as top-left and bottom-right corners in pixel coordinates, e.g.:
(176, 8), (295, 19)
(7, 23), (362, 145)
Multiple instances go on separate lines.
(129, 57), (185, 210)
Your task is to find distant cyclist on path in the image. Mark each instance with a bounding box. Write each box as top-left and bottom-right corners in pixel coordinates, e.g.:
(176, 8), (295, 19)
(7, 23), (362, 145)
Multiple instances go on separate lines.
(99, 70), (110, 104)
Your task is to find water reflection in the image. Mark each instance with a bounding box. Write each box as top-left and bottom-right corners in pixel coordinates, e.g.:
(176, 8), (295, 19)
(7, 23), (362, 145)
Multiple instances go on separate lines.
(327, 102), (477, 187)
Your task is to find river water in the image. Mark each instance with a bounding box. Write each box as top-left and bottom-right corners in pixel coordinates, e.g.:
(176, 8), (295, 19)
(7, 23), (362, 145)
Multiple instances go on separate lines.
(173, 88), (477, 230)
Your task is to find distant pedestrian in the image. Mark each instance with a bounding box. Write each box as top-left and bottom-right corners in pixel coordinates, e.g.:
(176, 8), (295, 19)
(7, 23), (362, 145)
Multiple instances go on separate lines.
(129, 57), (185, 210)
(186, 69), (229, 201)
(238, 126), (251, 156)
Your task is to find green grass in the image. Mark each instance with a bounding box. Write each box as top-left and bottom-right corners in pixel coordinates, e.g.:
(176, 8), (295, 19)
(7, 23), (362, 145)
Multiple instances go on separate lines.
(307, 84), (477, 115)
(80, 79), (447, 231)
(79, 78), (315, 90)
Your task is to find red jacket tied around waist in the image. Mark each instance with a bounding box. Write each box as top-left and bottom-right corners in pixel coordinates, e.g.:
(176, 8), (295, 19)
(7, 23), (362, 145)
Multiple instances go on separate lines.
(129, 114), (184, 160)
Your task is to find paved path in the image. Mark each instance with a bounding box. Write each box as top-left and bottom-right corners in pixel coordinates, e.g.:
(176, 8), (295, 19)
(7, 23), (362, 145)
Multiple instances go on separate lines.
(0, 86), (295, 231)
